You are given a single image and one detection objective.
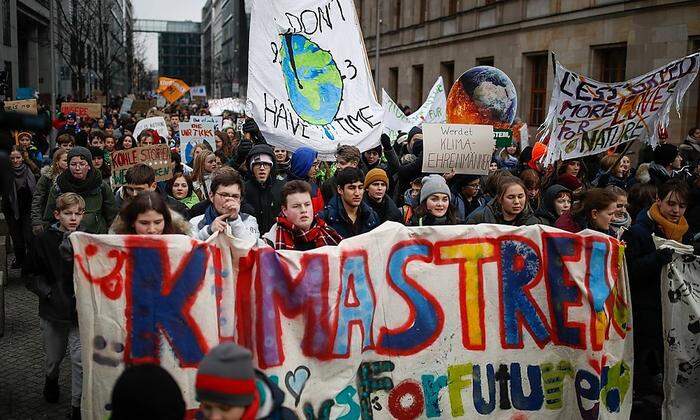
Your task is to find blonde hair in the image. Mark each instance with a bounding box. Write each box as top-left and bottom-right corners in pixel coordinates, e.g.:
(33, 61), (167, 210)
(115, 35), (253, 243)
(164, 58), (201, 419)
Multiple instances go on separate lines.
(192, 149), (214, 182)
(55, 192), (85, 212)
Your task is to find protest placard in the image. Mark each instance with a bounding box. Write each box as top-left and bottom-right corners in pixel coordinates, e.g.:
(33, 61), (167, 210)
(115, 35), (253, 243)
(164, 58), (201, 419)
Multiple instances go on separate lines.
(131, 99), (155, 114)
(179, 120), (217, 163)
(4, 99), (37, 115)
(494, 128), (513, 148)
(161, 79), (190, 103)
(654, 237), (700, 419)
(61, 102), (103, 119)
(133, 116), (169, 140)
(73, 223), (633, 419)
(156, 96), (166, 108)
(422, 123), (495, 174)
(382, 77), (447, 141)
(119, 97), (134, 115)
(190, 115), (223, 131)
(540, 53), (699, 164)
(208, 97), (246, 116)
(16, 87), (34, 100)
(190, 85), (207, 97)
(247, 0), (383, 157)
(110, 144), (172, 187)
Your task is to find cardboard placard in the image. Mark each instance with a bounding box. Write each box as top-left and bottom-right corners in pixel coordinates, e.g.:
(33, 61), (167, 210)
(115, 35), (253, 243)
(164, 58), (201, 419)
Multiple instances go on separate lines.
(179, 121), (217, 163)
(110, 144), (173, 187)
(422, 123), (495, 175)
(61, 102), (103, 119)
(4, 99), (37, 115)
(131, 99), (155, 114)
(119, 97), (134, 115)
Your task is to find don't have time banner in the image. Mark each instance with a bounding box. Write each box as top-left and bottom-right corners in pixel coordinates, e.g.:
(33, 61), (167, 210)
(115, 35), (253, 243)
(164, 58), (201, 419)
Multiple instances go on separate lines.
(71, 223), (633, 419)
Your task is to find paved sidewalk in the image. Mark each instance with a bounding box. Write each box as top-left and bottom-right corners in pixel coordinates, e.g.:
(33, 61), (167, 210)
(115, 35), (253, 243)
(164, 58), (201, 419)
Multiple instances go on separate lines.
(0, 264), (72, 419)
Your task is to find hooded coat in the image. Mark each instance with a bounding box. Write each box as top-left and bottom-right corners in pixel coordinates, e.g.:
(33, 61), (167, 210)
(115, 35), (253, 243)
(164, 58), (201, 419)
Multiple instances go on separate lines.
(287, 147), (324, 213)
(535, 184), (571, 226)
(244, 144), (285, 234)
(31, 165), (61, 229)
(466, 198), (541, 226)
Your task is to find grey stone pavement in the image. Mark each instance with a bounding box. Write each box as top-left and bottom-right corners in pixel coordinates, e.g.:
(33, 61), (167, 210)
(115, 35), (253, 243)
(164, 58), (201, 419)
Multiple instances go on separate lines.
(0, 262), (72, 420)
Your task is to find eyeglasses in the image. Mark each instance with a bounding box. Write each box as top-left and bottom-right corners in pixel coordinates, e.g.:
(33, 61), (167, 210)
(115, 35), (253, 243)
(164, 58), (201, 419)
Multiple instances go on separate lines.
(69, 162), (89, 168)
(216, 192), (241, 201)
(466, 184), (481, 190)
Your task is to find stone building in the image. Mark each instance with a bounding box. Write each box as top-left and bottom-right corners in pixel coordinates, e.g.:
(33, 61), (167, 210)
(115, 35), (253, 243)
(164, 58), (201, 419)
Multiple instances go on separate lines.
(359, 0), (700, 142)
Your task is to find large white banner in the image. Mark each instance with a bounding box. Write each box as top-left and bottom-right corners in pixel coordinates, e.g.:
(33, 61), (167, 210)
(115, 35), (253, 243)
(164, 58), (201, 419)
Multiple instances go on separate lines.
(72, 223), (633, 419)
(382, 77), (447, 141)
(655, 237), (700, 419)
(247, 0), (383, 157)
(540, 53), (699, 164)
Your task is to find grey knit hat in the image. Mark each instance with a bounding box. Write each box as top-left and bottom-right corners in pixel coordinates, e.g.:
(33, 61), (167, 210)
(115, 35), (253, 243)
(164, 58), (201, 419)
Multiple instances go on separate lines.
(420, 175), (451, 203)
(67, 146), (93, 167)
(195, 343), (256, 407)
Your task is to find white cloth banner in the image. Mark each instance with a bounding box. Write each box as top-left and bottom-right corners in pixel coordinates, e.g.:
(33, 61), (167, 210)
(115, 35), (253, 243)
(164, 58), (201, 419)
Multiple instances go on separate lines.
(655, 237), (700, 419)
(72, 223), (633, 419)
(133, 117), (169, 141)
(382, 77), (447, 141)
(540, 53), (699, 165)
(208, 97), (246, 116)
(247, 0), (383, 157)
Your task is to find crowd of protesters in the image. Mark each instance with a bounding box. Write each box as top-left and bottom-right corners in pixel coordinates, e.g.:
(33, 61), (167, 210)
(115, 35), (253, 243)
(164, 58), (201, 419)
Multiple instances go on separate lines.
(2, 98), (700, 419)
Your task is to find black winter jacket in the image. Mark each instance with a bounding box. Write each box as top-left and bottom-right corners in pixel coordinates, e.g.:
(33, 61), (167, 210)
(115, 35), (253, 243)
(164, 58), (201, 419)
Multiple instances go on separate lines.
(25, 225), (77, 323)
(318, 194), (381, 239)
(244, 177), (284, 234)
(364, 194), (402, 224)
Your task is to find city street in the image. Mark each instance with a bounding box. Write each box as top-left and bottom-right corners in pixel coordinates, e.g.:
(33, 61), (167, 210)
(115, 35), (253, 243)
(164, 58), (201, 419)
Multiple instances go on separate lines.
(0, 263), (72, 419)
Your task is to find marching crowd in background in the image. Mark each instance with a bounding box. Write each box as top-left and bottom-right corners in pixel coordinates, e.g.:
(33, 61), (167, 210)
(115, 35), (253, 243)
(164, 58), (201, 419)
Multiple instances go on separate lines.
(2, 100), (700, 419)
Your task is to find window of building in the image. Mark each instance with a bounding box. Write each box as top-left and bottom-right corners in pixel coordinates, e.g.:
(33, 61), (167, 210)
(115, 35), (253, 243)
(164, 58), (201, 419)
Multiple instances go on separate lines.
(476, 56), (494, 67)
(412, 64), (424, 109)
(440, 61), (454, 91)
(389, 67), (398, 100)
(595, 46), (627, 83)
(528, 54), (548, 127)
(2, 0), (10, 46)
(395, 0), (402, 30)
(419, 0), (426, 24)
(449, 0), (459, 15)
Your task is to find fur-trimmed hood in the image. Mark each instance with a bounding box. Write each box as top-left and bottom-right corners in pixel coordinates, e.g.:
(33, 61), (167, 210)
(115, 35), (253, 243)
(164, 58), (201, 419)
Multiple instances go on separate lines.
(109, 208), (193, 235)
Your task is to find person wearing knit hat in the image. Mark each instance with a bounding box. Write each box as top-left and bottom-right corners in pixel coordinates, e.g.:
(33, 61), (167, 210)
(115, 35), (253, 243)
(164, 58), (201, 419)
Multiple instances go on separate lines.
(364, 168), (402, 223)
(244, 144), (284, 233)
(110, 364), (185, 420)
(196, 343), (296, 420)
(409, 174), (456, 226)
(528, 142), (548, 172)
(42, 145), (117, 233)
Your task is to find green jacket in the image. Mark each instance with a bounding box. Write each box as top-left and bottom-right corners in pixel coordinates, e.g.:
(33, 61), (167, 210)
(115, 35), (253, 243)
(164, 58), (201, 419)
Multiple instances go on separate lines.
(178, 193), (200, 209)
(31, 166), (58, 228)
(43, 179), (118, 234)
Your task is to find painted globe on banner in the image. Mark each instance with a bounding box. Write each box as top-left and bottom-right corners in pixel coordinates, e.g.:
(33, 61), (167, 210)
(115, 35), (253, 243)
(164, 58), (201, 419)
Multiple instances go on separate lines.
(446, 66), (517, 129)
(279, 34), (343, 127)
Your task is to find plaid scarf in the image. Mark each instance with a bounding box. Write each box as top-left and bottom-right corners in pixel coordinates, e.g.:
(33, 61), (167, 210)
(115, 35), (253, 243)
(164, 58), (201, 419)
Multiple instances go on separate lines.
(274, 215), (343, 250)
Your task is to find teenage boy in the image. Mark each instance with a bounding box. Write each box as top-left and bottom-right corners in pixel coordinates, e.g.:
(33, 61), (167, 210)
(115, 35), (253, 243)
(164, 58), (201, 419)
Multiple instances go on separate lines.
(318, 167), (380, 238)
(263, 180), (342, 250)
(25, 192), (85, 420)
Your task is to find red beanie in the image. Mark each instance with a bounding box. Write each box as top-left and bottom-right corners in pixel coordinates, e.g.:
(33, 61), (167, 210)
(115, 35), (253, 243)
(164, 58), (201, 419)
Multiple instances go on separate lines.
(528, 142), (548, 170)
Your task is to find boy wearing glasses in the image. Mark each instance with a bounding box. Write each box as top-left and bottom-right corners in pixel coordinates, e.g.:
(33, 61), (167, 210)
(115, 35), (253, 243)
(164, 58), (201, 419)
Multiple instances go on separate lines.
(26, 193), (85, 420)
(190, 171), (260, 241)
(452, 174), (485, 223)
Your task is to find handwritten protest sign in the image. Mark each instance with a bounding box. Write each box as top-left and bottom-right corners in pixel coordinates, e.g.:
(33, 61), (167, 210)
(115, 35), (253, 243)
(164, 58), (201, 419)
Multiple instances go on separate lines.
(208, 97), (246, 116)
(190, 115), (223, 131)
(130, 99), (155, 114)
(247, 0), (383, 157)
(654, 237), (700, 419)
(179, 121), (217, 163)
(133, 117), (169, 140)
(4, 99), (37, 115)
(73, 223), (633, 419)
(540, 53), (699, 164)
(61, 102), (102, 119)
(382, 77), (447, 141)
(119, 97), (133, 115)
(110, 144), (172, 187)
(423, 123), (495, 174)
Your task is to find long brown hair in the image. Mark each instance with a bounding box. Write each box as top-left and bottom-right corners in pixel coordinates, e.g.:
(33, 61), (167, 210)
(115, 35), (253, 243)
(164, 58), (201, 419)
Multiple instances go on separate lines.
(572, 188), (618, 222)
(51, 148), (69, 176)
(192, 149), (214, 182)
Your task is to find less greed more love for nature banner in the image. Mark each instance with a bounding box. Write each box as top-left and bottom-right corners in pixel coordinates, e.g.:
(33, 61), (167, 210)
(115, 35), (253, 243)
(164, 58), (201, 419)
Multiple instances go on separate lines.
(247, 0), (383, 158)
(72, 223), (633, 419)
(540, 53), (699, 165)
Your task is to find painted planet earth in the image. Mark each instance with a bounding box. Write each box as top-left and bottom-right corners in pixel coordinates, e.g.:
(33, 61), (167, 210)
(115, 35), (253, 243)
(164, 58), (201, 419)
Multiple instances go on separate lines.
(447, 66), (517, 129)
(279, 33), (343, 126)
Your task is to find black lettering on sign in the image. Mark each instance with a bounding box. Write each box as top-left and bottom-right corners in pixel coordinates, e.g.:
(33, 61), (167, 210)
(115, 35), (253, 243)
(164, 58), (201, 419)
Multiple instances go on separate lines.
(282, 0), (346, 36)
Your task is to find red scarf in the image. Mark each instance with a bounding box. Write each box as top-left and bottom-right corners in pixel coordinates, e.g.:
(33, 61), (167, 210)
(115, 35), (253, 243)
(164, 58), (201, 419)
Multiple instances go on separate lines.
(274, 215), (342, 250)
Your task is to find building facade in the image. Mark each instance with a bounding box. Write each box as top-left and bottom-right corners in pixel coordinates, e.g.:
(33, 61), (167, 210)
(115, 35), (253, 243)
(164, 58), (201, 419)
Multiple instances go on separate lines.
(201, 0), (250, 98)
(0, 0), (133, 103)
(359, 0), (700, 142)
(158, 24), (201, 86)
